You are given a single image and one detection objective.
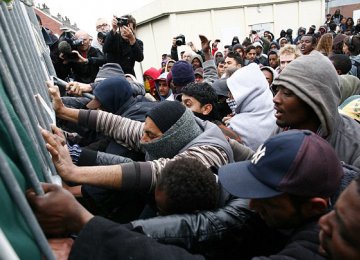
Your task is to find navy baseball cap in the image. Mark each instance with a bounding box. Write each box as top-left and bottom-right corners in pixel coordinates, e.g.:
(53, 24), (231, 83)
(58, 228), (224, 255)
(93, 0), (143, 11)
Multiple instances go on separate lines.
(219, 130), (343, 199)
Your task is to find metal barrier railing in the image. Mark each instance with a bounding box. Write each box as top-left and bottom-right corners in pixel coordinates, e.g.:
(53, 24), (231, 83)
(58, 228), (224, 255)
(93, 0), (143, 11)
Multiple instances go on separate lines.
(0, 0), (61, 258)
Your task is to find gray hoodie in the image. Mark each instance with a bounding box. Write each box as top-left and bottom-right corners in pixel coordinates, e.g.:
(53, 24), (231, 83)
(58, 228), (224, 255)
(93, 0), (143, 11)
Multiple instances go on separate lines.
(273, 51), (360, 168)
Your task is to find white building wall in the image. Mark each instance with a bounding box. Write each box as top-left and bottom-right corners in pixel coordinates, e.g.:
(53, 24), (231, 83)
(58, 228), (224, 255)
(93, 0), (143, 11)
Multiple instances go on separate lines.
(132, 0), (325, 79)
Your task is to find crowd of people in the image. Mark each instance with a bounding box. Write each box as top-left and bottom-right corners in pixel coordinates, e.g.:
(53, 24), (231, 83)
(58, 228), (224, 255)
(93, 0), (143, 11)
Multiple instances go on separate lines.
(28, 8), (360, 259)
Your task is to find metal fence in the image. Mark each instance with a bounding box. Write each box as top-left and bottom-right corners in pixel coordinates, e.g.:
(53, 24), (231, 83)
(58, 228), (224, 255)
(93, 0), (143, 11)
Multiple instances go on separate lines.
(0, 0), (59, 258)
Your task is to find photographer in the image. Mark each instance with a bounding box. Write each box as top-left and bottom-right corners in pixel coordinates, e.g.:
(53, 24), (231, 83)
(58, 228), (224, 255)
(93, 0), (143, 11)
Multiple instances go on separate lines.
(170, 34), (186, 61)
(57, 30), (105, 84)
(103, 14), (143, 76)
(92, 18), (111, 52)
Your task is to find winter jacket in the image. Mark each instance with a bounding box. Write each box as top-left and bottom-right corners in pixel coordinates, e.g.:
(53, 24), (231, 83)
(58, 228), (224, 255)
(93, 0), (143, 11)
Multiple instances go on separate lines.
(272, 51), (360, 168)
(77, 110), (233, 192)
(227, 63), (276, 150)
(69, 208), (326, 259)
(103, 30), (144, 76)
(70, 46), (105, 83)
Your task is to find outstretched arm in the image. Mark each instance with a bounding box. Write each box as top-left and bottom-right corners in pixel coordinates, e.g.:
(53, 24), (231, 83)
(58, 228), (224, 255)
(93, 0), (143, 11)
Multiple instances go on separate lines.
(41, 126), (123, 188)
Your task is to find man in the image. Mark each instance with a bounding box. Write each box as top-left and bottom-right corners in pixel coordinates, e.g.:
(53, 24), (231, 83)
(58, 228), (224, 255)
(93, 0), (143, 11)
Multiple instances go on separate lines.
(103, 14), (143, 76)
(276, 44), (301, 74)
(225, 63), (276, 150)
(299, 34), (316, 55)
(215, 57), (225, 78)
(27, 130), (344, 259)
(244, 45), (256, 65)
(267, 50), (279, 70)
(170, 60), (195, 96)
(181, 82), (242, 142)
(43, 88), (233, 192)
(194, 68), (204, 83)
(272, 51), (360, 168)
(332, 9), (343, 25)
(92, 18), (110, 52)
(154, 72), (174, 101)
(172, 34), (218, 96)
(319, 177), (360, 259)
(342, 35), (360, 78)
(155, 158), (218, 216)
(260, 66), (278, 88)
(253, 41), (268, 65)
(60, 30), (105, 84)
(293, 27), (306, 44)
(329, 54), (352, 75)
(223, 45), (231, 57)
(223, 51), (242, 75)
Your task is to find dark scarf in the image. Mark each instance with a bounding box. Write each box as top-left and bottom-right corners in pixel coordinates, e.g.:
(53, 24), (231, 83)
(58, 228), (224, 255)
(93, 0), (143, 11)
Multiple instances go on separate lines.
(141, 109), (202, 160)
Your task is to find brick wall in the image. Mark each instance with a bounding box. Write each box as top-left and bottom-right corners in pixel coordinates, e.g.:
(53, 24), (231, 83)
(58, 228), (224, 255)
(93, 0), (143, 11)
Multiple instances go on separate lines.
(34, 8), (63, 35)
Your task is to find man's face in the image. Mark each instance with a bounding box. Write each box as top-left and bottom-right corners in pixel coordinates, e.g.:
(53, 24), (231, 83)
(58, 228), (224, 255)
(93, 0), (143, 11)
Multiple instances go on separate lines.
(246, 49), (256, 61)
(262, 70), (273, 86)
(158, 80), (170, 97)
(273, 86), (316, 129)
(280, 39), (288, 47)
(224, 57), (240, 70)
(299, 36), (314, 55)
(140, 117), (163, 143)
(319, 181), (360, 259)
(279, 53), (296, 71)
(192, 58), (201, 69)
(217, 62), (225, 77)
(255, 46), (263, 55)
(96, 19), (110, 33)
(234, 48), (244, 57)
(268, 54), (279, 69)
(223, 48), (229, 57)
(342, 43), (350, 55)
(74, 32), (91, 52)
(182, 52), (192, 63)
(249, 193), (304, 229)
(195, 74), (203, 83)
(166, 62), (174, 72)
(181, 94), (209, 115)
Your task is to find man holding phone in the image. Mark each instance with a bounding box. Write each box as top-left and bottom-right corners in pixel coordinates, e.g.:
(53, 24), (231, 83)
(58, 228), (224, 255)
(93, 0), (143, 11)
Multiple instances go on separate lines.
(103, 14), (144, 76)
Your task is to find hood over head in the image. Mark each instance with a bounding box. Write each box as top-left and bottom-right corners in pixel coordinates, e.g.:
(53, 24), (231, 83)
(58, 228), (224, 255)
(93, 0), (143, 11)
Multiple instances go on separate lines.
(272, 50), (341, 137)
(191, 54), (204, 67)
(87, 77), (133, 113)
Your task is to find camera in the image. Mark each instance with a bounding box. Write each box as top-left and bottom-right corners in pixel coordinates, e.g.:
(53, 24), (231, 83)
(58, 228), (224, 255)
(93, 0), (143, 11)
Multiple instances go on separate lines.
(71, 38), (83, 47)
(175, 34), (185, 46)
(61, 31), (83, 47)
(97, 31), (107, 43)
(117, 17), (128, 27)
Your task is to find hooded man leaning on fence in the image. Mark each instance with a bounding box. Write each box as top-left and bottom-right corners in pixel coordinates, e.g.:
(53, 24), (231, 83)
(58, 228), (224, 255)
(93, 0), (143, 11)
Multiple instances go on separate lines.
(43, 87), (233, 193)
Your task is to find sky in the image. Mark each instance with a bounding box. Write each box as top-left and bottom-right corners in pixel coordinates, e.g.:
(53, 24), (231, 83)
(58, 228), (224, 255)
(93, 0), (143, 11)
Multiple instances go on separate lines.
(34, 0), (154, 37)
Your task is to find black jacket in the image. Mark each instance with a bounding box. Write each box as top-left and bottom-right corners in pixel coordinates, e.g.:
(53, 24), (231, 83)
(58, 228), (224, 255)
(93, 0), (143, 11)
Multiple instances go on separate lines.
(71, 46), (105, 83)
(70, 214), (324, 260)
(103, 30), (144, 76)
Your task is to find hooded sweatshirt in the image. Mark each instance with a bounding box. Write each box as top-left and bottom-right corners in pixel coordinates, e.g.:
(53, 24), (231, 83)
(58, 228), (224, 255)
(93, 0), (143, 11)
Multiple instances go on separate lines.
(338, 74), (360, 104)
(226, 63), (276, 150)
(272, 51), (360, 168)
(154, 72), (174, 101)
(191, 54), (203, 69)
(143, 67), (161, 95)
